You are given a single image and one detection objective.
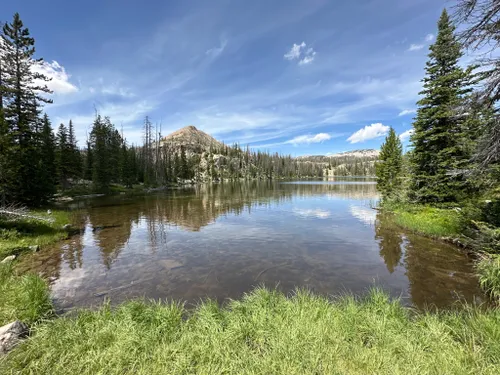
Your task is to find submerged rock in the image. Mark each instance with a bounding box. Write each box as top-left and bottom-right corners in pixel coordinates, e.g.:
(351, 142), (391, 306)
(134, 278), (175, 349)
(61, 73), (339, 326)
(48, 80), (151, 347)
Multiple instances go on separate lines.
(0, 321), (29, 355)
(1, 255), (16, 263)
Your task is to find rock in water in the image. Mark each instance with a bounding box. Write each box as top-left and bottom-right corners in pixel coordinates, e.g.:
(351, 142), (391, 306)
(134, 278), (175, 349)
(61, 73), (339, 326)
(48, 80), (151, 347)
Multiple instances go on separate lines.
(0, 321), (29, 355)
(1, 255), (16, 264)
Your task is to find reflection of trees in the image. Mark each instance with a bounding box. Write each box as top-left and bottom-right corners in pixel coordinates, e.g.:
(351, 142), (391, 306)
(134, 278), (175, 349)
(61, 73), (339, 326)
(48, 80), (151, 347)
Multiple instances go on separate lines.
(62, 239), (83, 270)
(86, 204), (140, 269)
(375, 214), (403, 273)
(62, 180), (378, 270)
(375, 213), (482, 309)
(137, 181), (379, 232)
(403, 235), (481, 309)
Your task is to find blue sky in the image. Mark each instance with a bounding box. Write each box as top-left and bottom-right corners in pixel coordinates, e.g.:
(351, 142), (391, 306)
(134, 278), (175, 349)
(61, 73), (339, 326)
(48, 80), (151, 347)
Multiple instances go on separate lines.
(4, 0), (451, 155)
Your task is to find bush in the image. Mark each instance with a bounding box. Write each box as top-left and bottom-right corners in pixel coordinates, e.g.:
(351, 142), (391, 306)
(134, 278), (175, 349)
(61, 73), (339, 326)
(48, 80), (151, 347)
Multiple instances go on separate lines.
(477, 255), (500, 303)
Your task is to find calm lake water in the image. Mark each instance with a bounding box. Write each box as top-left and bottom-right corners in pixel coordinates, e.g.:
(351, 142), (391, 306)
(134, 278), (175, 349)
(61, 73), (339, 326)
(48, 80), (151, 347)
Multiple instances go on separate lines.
(18, 179), (484, 311)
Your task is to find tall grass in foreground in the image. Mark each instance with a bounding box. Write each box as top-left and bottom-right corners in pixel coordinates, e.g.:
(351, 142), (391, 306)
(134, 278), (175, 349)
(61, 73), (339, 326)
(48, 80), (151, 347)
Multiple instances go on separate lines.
(0, 264), (53, 326)
(477, 255), (500, 303)
(2, 288), (500, 375)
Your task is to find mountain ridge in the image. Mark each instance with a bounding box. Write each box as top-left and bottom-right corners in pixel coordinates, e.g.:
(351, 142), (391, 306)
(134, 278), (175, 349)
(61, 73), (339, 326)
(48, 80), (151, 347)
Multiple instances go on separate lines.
(160, 126), (379, 159)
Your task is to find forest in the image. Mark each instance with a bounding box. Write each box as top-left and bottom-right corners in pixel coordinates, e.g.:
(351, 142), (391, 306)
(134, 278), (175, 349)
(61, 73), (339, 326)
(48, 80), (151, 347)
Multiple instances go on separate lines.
(0, 13), (331, 207)
(376, 6), (500, 300)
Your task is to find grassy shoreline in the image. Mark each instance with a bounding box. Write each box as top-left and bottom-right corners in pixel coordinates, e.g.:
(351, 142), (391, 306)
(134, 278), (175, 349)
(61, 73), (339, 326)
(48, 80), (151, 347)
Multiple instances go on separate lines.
(1, 286), (499, 374)
(1, 206), (500, 373)
(0, 209), (75, 260)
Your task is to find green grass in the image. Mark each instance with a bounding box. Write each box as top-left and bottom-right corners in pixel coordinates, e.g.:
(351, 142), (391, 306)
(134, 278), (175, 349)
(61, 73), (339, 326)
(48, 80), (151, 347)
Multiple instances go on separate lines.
(2, 287), (500, 374)
(0, 210), (74, 259)
(383, 203), (463, 238)
(477, 255), (500, 303)
(0, 263), (53, 327)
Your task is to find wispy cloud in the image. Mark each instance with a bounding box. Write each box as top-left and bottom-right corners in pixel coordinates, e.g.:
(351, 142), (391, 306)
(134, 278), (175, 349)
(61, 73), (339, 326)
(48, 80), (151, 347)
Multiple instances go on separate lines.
(284, 42), (316, 65)
(206, 39), (228, 58)
(284, 42), (305, 60)
(399, 128), (414, 141)
(347, 123), (389, 144)
(408, 44), (424, 51)
(398, 109), (416, 116)
(425, 33), (435, 42)
(286, 133), (331, 145)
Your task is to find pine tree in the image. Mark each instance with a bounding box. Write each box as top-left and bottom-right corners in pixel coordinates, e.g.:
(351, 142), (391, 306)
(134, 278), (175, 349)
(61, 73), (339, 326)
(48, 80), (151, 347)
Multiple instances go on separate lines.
(38, 114), (57, 197)
(90, 115), (110, 192)
(83, 137), (93, 181)
(410, 9), (475, 203)
(67, 120), (82, 180)
(180, 146), (189, 179)
(0, 13), (53, 205)
(376, 128), (403, 200)
(56, 123), (71, 189)
(0, 107), (11, 205)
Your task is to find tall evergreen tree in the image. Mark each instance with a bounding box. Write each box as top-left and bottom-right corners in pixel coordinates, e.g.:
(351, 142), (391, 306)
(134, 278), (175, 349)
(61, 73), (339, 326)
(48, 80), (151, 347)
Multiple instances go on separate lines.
(410, 9), (475, 203)
(90, 115), (111, 192)
(376, 128), (403, 200)
(67, 120), (82, 179)
(0, 107), (10, 205)
(38, 114), (57, 197)
(56, 123), (71, 189)
(83, 136), (93, 181)
(0, 13), (53, 205)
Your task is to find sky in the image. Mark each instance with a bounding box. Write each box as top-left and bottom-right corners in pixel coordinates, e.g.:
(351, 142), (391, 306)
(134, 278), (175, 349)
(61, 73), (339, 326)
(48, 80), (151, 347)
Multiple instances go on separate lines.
(3, 0), (457, 155)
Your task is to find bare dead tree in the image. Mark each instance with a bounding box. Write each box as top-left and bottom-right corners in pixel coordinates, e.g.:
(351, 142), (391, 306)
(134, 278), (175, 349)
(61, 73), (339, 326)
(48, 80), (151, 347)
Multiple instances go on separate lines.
(454, 0), (500, 103)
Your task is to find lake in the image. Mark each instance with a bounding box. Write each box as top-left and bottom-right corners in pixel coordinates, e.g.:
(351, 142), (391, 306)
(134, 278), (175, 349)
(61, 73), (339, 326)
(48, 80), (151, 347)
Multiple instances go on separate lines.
(18, 179), (484, 311)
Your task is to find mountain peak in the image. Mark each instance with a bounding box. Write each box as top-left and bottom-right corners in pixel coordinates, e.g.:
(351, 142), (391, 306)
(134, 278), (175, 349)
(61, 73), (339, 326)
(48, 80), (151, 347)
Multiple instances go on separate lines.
(160, 125), (223, 151)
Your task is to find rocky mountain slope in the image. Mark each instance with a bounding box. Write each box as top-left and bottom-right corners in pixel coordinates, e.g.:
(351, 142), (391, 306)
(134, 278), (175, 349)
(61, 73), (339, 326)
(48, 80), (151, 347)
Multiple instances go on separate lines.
(157, 126), (377, 179)
(160, 126), (223, 154)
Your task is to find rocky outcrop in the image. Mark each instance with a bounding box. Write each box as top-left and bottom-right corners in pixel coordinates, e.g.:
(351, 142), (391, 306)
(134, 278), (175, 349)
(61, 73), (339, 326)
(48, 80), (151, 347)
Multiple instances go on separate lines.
(0, 321), (29, 355)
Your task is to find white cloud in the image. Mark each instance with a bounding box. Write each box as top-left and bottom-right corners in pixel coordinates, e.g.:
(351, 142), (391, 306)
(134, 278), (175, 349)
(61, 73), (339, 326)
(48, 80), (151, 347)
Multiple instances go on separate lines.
(284, 42), (306, 60)
(284, 42), (316, 65)
(398, 109), (416, 116)
(399, 129), (414, 141)
(349, 205), (376, 226)
(425, 33), (435, 42)
(293, 208), (331, 219)
(32, 60), (79, 94)
(408, 44), (424, 51)
(286, 133), (331, 145)
(347, 123), (389, 144)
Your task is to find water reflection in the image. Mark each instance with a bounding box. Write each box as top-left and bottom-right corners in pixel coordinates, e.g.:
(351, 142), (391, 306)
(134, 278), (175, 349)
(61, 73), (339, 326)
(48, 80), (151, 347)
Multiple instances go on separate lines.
(17, 180), (483, 311)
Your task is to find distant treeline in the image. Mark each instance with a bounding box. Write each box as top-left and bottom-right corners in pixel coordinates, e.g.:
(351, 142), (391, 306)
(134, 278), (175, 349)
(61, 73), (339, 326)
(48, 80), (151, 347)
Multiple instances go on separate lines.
(300, 155), (378, 177)
(0, 13), (325, 206)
